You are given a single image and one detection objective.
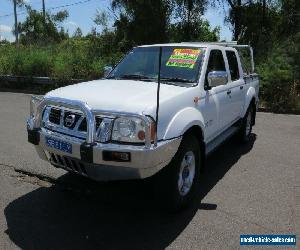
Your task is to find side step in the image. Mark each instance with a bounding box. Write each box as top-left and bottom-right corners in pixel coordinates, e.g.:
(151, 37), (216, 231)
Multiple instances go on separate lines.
(205, 126), (240, 156)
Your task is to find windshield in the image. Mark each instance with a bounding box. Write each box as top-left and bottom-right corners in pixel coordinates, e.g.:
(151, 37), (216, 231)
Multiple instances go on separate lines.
(107, 46), (205, 85)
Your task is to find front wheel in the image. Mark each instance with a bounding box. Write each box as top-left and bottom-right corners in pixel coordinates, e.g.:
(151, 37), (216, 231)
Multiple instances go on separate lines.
(154, 134), (201, 211)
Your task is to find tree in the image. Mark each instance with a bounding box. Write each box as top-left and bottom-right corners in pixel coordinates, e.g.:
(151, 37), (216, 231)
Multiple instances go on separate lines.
(258, 39), (299, 113)
(212, 1), (281, 57)
(18, 6), (69, 45)
(173, 0), (208, 40)
(111, 0), (173, 50)
(11, 0), (25, 47)
(169, 18), (220, 42)
(278, 0), (300, 38)
(225, 0), (242, 41)
(109, 0), (218, 49)
(73, 27), (83, 38)
(94, 10), (109, 29)
(214, 0), (260, 41)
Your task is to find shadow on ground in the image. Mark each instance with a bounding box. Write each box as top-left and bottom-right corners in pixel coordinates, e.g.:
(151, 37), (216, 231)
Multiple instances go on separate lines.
(4, 135), (256, 250)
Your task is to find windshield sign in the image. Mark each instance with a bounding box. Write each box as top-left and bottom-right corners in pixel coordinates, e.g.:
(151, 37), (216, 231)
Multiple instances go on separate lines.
(166, 48), (201, 69)
(108, 46), (205, 85)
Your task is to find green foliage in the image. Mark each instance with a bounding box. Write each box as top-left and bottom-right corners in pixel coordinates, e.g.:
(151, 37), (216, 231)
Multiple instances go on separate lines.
(50, 38), (121, 81)
(216, 0), (300, 112)
(111, 0), (173, 48)
(173, 0), (209, 40)
(110, 0), (218, 48)
(18, 6), (69, 46)
(52, 10), (69, 23)
(94, 10), (109, 28)
(51, 49), (73, 81)
(169, 19), (220, 42)
(73, 27), (83, 38)
(0, 45), (52, 77)
(21, 49), (52, 76)
(0, 35), (124, 81)
(0, 45), (13, 74)
(257, 39), (299, 113)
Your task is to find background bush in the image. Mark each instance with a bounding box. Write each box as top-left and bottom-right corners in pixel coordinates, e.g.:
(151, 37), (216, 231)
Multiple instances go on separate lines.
(0, 37), (123, 81)
(257, 38), (300, 113)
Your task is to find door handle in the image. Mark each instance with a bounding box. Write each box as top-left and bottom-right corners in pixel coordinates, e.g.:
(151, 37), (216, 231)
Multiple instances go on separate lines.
(240, 86), (244, 90)
(227, 90), (231, 95)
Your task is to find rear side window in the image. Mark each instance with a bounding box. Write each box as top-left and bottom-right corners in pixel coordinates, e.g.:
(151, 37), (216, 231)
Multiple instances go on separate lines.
(226, 51), (240, 81)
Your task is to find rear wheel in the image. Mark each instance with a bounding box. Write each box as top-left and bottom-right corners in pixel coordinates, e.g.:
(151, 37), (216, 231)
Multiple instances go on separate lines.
(240, 104), (254, 142)
(154, 134), (201, 211)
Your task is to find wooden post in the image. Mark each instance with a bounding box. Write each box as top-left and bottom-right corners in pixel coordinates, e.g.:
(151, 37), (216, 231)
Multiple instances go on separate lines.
(42, 0), (46, 21)
(13, 0), (19, 47)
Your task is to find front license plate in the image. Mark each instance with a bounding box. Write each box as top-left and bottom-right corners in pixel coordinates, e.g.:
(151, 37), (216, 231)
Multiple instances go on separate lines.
(45, 136), (72, 154)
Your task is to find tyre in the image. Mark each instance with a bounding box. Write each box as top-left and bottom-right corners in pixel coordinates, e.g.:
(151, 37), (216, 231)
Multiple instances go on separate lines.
(154, 134), (201, 211)
(240, 104), (254, 143)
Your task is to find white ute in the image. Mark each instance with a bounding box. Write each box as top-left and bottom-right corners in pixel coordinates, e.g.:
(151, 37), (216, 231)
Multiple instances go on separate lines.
(27, 42), (259, 210)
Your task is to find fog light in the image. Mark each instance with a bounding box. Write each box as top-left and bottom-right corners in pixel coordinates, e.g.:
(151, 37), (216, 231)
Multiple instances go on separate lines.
(103, 151), (131, 162)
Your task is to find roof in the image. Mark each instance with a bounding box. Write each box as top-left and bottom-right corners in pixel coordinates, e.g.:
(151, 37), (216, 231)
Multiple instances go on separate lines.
(138, 41), (241, 49)
(138, 43), (211, 48)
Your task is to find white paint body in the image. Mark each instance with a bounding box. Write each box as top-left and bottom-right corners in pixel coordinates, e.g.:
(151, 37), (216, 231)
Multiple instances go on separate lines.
(46, 44), (259, 145)
(28, 43), (260, 181)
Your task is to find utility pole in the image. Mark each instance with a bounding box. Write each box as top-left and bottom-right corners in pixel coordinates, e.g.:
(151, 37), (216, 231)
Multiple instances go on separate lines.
(42, 0), (46, 21)
(13, 0), (19, 47)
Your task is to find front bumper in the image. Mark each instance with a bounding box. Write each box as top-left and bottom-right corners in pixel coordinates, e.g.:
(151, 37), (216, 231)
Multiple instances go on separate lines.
(28, 127), (181, 181)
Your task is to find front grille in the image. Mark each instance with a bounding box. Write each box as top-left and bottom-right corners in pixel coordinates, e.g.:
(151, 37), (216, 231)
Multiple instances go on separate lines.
(46, 106), (87, 132)
(49, 152), (88, 176)
(95, 117), (103, 130)
(63, 111), (81, 129)
(49, 108), (61, 125)
(43, 106), (105, 140)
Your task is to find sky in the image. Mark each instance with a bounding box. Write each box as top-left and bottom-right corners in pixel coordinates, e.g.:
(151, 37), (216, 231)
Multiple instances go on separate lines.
(0, 0), (232, 42)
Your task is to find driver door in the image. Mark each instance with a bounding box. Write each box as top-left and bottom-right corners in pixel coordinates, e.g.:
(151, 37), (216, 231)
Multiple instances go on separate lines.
(204, 49), (232, 135)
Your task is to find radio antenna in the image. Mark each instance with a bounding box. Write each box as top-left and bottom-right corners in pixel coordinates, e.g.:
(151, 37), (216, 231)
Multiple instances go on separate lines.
(155, 47), (162, 147)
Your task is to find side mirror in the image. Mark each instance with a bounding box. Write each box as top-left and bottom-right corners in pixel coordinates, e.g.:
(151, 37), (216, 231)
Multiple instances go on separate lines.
(103, 66), (113, 78)
(206, 71), (228, 89)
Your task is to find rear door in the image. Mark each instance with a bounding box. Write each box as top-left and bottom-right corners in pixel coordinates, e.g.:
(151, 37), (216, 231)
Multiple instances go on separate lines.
(225, 50), (245, 119)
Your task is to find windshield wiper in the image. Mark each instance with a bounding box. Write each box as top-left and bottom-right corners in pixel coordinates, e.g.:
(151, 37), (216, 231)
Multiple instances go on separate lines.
(119, 74), (154, 81)
(106, 76), (116, 79)
(160, 77), (194, 84)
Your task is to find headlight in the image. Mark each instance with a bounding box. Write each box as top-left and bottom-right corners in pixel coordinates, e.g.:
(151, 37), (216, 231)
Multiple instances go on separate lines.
(111, 117), (155, 144)
(30, 95), (43, 118)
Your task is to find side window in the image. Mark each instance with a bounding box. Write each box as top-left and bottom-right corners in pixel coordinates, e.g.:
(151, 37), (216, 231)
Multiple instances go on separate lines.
(207, 50), (226, 72)
(206, 50), (226, 85)
(226, 51), (240, 81)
